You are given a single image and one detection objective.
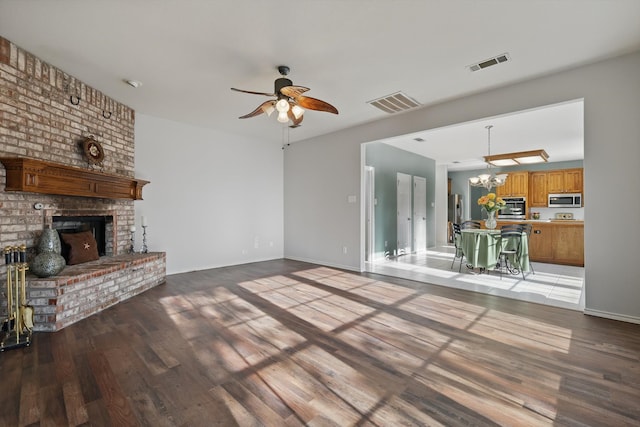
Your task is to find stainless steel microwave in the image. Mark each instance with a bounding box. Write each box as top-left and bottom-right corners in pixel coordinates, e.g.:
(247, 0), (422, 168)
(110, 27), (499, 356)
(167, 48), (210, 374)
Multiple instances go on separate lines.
(548, 193), (582, 208)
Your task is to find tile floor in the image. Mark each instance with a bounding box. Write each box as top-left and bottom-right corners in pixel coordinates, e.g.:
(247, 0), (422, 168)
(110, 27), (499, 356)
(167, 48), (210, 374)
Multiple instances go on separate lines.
(365, 243), (585, 311)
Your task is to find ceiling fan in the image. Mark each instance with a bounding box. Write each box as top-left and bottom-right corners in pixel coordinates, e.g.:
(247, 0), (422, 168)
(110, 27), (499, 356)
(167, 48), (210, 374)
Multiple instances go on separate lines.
(231, 65), (338, 128)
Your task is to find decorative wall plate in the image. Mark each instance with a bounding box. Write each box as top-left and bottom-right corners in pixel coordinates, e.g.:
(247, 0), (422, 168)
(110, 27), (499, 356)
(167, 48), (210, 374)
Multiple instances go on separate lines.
(82, 136), (104, 165)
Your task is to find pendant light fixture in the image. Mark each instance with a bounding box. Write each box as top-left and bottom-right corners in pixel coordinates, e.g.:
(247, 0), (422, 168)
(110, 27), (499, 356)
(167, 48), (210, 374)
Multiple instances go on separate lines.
(469, 125), (508, 190)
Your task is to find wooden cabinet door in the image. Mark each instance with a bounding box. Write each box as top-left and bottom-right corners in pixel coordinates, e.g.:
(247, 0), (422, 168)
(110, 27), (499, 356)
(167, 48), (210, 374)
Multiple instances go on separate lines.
(496, 172), (528, 197)
(564, 169), (583, 193)
(510, 172), (529, 197)
(554, 225), (584, 266)
(546, 171), (565, 193)
(528, 224), (555, 263)
(496, 178), (511, 197)
(529, 172), (548, 207)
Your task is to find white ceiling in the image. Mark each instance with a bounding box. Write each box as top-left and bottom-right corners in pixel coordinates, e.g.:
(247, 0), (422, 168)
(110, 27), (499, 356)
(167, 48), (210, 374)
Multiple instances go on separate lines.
(1, 1), (639, 167)
(378, 99), (584, 171)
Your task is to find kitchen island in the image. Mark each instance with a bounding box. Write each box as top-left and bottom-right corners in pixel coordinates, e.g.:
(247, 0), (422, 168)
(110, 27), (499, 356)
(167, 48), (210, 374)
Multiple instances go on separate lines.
(489, 219), (584, 266)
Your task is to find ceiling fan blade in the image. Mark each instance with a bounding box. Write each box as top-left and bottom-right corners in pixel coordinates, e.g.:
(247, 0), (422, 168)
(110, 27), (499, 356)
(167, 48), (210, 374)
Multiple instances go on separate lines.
(231, 87), (276, 97)
(296, 96), (339, 114)
(238, 100), (276, 119)
(280, 85), (310, 99)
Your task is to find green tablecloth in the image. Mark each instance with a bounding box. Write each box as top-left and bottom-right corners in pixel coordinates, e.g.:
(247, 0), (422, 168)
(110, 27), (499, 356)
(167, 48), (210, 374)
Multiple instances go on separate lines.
(460, 229), (530, 272)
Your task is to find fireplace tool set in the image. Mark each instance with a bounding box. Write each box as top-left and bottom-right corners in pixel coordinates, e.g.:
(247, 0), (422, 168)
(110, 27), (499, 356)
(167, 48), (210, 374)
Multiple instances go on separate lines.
(1, 245), (33, 351)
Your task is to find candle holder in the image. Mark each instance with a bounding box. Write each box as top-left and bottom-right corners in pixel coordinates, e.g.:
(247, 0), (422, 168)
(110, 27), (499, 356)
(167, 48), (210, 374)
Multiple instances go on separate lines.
(128, 229), (135, 254)
(141, 225), (148, 253)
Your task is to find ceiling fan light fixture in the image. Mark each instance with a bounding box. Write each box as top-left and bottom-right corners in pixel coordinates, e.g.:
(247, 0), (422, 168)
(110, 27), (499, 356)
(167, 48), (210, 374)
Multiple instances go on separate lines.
(262, 104), (275, 116)
(276, 99), (290, 113)
(231, 65), (337, 128)
(291, 105), (304, 119)
(277, 111), (289, 123)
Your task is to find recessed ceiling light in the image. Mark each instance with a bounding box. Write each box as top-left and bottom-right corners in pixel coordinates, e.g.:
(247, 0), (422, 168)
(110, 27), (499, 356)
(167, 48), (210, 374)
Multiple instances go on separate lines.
(124, 79), (142, 88)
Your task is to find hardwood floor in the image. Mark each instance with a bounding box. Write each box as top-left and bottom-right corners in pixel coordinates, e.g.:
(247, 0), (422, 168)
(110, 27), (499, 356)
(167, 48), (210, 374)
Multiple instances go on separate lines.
(1, 259), (639, 426)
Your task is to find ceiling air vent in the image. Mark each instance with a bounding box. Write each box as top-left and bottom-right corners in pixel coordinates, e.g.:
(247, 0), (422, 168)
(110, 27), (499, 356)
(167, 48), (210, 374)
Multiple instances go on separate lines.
(367, 91), (421, 114)
(468, 53), (510, 72)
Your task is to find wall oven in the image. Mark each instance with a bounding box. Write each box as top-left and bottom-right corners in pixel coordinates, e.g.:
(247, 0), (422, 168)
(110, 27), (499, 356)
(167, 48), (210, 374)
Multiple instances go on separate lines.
(548, 193), (582, 208)
(498, 197), (526, 219)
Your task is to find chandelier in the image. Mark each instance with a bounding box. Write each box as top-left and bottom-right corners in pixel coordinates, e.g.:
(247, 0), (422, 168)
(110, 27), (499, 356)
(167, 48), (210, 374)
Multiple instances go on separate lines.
(469, 125), (508, 190)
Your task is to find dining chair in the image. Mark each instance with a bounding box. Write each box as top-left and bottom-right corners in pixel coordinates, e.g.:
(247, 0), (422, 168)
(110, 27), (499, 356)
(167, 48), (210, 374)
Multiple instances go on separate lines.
(500, 223), (524, 233)
(496, 227), (525, 280)
(461, 220), (481, 230)
(450, 223), (465, 272)
(519, 223), (535, 274)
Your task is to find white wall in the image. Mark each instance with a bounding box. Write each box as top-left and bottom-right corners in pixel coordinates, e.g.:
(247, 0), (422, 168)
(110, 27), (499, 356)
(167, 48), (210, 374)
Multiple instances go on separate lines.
(284, 51), (640, 323)
(135, 115), (283, 274)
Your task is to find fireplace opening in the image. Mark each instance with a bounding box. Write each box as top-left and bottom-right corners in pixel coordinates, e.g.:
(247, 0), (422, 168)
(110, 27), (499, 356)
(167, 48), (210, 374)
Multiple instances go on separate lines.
(52, 216), (113, 262)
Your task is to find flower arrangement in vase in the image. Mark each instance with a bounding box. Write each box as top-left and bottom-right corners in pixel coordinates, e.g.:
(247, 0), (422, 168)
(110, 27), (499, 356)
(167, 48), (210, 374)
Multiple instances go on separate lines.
(477, 192), (506, 229)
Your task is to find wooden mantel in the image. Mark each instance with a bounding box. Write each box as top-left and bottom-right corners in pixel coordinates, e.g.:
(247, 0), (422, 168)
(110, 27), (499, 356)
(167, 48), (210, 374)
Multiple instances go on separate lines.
(0, 157), (149, 200)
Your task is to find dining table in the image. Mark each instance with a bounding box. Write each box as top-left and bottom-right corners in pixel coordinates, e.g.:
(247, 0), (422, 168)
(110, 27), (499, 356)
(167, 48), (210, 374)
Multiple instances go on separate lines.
(459, 228), (530, 273)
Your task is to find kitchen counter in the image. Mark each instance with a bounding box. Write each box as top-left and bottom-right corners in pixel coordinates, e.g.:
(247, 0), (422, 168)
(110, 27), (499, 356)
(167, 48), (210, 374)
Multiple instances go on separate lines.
(493, 219), (584, 266)
(496, 219), (584, 224)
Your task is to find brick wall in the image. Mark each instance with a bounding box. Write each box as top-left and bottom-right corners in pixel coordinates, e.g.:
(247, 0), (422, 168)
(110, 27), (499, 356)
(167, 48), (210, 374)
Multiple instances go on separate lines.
(1, 36), (166, 331)
(0, 36), (136, 260)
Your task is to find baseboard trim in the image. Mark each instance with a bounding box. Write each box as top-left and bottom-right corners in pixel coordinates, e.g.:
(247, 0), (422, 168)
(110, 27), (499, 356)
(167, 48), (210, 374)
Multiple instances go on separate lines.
(583, 308), (640, 325)
(284, 256), (359, 272)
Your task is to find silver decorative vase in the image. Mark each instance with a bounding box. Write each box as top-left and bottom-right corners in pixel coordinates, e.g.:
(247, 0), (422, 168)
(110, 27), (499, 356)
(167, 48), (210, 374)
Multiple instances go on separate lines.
(30, 228), (66, 278)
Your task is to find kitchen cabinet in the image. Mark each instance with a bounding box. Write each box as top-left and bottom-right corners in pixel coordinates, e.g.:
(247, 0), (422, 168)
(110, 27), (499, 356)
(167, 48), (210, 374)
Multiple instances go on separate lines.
(499, 221), (584, 266)
(553, 224), (584, 265)
(528, 172), (548, 207)
(546, 171), (565, 194)
(527, 223), (555, 263)
(563, 169), (583, 193)
(496, 171), (529, 198)
(528, 168), (583, 208)
(547, 168), (583, 194)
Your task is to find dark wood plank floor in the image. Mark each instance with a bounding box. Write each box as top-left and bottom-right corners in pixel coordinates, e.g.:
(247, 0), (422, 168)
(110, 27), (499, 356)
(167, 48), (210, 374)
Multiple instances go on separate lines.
(1, 259), (639, 426)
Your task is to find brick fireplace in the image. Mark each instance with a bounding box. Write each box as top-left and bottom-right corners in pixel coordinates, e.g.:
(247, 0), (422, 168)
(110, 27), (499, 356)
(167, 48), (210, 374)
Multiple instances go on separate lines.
(48, 209), (117, 258)
(0, 36), (166, 331)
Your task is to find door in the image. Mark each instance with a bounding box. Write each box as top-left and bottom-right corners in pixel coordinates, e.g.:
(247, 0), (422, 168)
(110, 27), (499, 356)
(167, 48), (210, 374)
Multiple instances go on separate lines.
(396, 173), (412, 256)
(413, 176), (427, 253)
(564, 169), (583, 193)
(547, 171), (565, 193)
(365, 166), (375, 261)
(529, 172), (548, 207)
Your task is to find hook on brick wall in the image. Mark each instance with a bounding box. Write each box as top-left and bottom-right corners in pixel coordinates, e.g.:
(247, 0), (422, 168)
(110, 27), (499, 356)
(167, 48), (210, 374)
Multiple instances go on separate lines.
(102, 110), (112, 119)
(70, 95), (81, 105)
